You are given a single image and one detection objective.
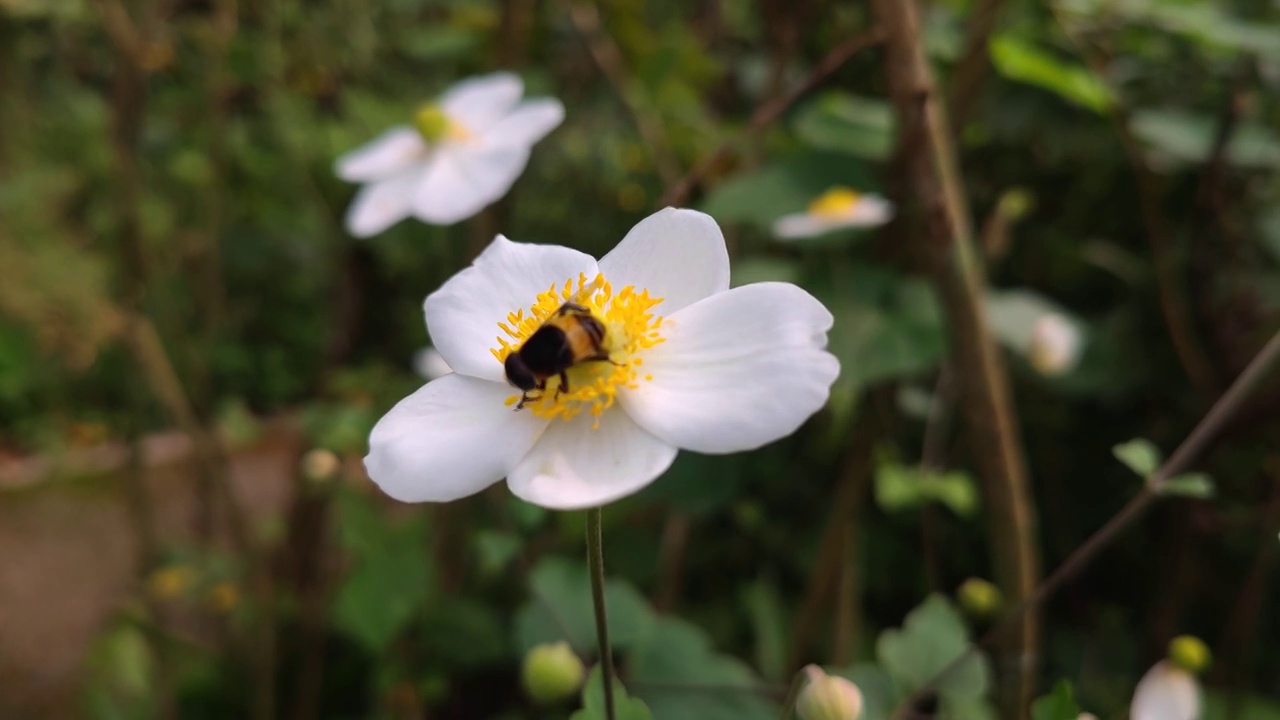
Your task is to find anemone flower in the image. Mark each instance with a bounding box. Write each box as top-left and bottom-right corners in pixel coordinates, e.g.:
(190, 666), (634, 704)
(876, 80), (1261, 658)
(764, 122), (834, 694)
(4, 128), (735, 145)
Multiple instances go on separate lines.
(364, 208), (840, 509)
(772, 186), (893, 240)
(1027, 312), (1083, 376)
(336, 72), (564, 237)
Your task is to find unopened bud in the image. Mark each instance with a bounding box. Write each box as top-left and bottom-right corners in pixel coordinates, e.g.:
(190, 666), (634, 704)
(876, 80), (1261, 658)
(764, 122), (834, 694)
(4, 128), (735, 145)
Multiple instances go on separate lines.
(301, 448), (341, 483)
(521, 642), (585, 704)
(1168, 635), (1211, 674)
(796, 665), (863, 720)
(1028, 313), (1082, 376)
(958, 577), (1003, 618)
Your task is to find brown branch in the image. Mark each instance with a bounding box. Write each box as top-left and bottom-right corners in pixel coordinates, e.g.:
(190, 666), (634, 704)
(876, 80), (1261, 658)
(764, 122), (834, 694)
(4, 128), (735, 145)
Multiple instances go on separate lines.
(902, 326), (1280, 712)
(947, 0), (1008, 130)
(872, 0), (1041, 714)
(660, 27), (885, 208)
(568, 1), (682, 187)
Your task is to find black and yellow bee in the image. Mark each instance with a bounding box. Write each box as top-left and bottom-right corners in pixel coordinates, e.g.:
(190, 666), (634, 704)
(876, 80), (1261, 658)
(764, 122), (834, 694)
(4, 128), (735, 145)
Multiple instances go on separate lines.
(504, 302), (613, 409)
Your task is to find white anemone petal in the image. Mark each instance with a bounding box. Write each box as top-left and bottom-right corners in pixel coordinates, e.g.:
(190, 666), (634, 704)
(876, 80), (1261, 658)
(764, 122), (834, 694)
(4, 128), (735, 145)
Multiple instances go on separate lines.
(848, 194), (894, 226)
(482, 98), (565, 148)
(412, 146), (531, 225)
(598, 208), (730, 315)
(425, 236), (599, 383)
(508, 409), (678, 510)
(440, 72), (524, 134)
(772, 212), (836, 240)
(621, 282), (839, 454)
(344, 168), (420, 238)
(334, 127), (426, 182)
(364, 374), (547, 503)
(1131, 662), (1200, 720)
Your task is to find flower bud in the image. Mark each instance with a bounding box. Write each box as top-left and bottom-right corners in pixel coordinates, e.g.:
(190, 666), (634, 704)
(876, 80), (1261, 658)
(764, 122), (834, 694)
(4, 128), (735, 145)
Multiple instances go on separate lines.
(521, 642), (585, 704)
(796, 665), (863, 720)
(1168, 635), (1211, 674)
(1028, 313), (1082, 376)
(301, 448), (341, 483)
(958, 577), (1003, 619)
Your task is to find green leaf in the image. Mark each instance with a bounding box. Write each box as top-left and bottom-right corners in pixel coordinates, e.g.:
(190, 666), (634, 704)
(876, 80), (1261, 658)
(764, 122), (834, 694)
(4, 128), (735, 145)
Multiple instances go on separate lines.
(1160, 472), (1215, 499)
(877, 595), (992, 700)
(1203, 690), (1280, 719)
(793, 92), (895, 160)
(1112, 439), (1162, 478)
(1031, 680), (1082, 720)
(834, 664), (897, 720)
(700, 151), (874, 233)
(743, 577), (788, 682)
(989, 35), (1113, 113)
(571, 667), (653, 720)
(629, 617), (778, 720)
(514, 557), (655, 654)
(875, 458), (980, 518)
(1131, 110), (1280, 168)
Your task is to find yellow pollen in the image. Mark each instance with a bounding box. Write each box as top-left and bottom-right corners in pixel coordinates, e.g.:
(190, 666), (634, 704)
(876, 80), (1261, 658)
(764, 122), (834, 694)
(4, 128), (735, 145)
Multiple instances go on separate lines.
(490, 273), (665, 425)
(807, 186), (862, 218)
(413, 104), (472, 143)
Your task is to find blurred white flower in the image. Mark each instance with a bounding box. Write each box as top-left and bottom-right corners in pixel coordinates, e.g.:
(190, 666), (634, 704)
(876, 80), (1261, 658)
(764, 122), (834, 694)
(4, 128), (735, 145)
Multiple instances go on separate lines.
(364, 208), (840, 509)
(773, 186), (893, 240)
(796, 665), (863, 720)
(335, 72), (564, 237)
(1027, 313), (1082, 376)
(1131, 661), (1201, 720)
(413, 346), (453, 381)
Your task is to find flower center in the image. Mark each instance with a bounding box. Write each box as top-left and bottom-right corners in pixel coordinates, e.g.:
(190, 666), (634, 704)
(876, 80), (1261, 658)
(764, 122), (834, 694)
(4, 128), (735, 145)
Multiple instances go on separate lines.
(413, 104), (471, 143)
(807, 186), (862, 218)
(490, 273), (664, 424)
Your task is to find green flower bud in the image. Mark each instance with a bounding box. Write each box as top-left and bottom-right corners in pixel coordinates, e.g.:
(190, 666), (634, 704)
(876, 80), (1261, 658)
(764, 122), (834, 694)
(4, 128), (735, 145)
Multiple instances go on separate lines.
(1168, 635), (1211, 674)
(521, 641), (585, 704)
(414, 105), (453, 143)
(796, 665), (863, 720)
(958, 577), (1003, 618)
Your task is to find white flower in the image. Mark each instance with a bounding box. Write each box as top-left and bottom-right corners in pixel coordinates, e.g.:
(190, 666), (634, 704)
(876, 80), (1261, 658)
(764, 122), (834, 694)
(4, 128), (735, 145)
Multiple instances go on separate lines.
(1131, 661), (1201, 720)
(413, 346), (453, 381)
(335, 72), (564, 237)
(364, 208), (840, 509)
(773, 186), (893, 240)
(1027, 313), (1083, 376)
(795, 665), (863, 720)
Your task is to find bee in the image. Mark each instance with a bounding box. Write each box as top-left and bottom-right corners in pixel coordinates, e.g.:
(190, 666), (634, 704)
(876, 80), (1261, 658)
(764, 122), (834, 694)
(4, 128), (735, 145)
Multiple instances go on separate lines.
(504, 302), (613, 409)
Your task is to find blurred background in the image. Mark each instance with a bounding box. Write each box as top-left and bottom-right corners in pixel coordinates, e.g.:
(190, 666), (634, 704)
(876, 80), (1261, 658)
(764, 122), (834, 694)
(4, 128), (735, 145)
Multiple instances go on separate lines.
(3, 0), (1280, 718)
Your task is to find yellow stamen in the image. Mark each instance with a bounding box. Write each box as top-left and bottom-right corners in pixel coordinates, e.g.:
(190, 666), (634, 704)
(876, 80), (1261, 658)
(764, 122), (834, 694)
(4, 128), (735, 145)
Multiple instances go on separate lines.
(807, 186), (862, 218)
(413, 104), (472, 143)
(491, 273), (665, 425)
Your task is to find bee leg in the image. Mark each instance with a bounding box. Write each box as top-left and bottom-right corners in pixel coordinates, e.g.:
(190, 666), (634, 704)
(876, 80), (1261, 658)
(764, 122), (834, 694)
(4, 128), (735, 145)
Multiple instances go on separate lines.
(514, 392), (531, 411)
(555, 372), (571, 399)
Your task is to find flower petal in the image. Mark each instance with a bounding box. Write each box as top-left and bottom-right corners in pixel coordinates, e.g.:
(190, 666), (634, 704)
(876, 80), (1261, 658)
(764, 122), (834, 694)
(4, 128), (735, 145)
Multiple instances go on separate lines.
(1131, 662), (1200, 720)
(440, 72), (524, 133)
(598, 208), (730, 315)
(410, 145), (531, 225)
(507, 409), (678, 510)
(620, 282), (839, 453)
(344, 169), (420, 238)
(481, 97), (565, 148)
(848, 195), (894, 226)
(425, 236), (599, 383)
(334, 127), (426, 182)
(364, 374), (548, 503)
(772, 212), (835, 240)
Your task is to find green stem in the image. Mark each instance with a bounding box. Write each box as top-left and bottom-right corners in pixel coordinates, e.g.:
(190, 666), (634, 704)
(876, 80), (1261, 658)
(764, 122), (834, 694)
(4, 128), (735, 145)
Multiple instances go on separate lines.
(587, 508), (617, 720)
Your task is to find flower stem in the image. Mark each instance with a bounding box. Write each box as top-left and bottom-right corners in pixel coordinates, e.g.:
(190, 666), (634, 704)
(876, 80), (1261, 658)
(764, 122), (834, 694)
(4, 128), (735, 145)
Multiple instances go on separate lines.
(587, 507), (617, 720)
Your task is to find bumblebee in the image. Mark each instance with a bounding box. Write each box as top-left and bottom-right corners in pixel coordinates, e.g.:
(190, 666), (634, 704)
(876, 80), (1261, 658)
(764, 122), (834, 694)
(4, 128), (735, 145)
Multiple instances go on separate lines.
(504, 302), (613, 408)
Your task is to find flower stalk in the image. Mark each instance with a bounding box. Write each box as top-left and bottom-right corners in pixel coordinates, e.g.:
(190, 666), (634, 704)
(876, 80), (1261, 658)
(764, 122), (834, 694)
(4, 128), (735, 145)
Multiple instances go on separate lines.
(587, 507), (617, 720)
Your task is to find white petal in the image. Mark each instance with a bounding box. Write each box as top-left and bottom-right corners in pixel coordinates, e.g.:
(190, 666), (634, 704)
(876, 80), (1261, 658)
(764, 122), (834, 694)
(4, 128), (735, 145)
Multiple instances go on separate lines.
(847, 195), (894, 226)
(1131, 662), (1200, 720)
(344, 169), (420, 238)
(620, 282), (840, 454)
(364, 374), (548, 503)
(481, 97), (565, 148)
(412, 346), (453, 381)
(507, 409), (678, 510)
(597, 208), (730, 315)
(425, 236), (599, 383)
(440, 72), (524, 133)
(411, 146), (531, 225)
(334, 127), (425, 182)
(772, 212), (835, 240)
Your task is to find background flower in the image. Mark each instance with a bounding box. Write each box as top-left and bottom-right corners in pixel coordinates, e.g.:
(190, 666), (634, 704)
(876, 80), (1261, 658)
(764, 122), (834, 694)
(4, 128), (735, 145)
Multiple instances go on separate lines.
(365, 208), (840, 509)
(335, 72), (564, 237)
(773, 186), (894, 240)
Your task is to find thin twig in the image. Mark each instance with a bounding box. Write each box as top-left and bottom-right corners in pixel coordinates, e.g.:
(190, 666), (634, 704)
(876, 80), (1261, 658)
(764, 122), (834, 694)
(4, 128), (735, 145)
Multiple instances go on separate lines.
(947, 0), (1008, 129)
(587, 508), (616, 720)
(872, 0), (1041, 712)
(660, 27), (885, 207)
(901, 326), (1280, 711)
